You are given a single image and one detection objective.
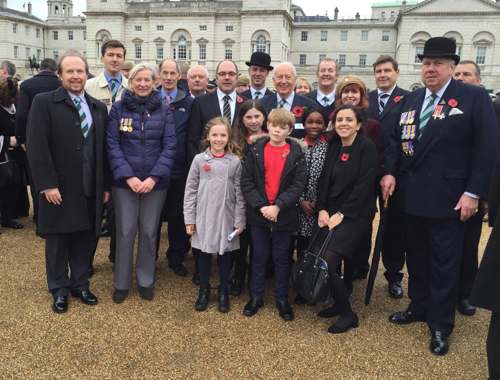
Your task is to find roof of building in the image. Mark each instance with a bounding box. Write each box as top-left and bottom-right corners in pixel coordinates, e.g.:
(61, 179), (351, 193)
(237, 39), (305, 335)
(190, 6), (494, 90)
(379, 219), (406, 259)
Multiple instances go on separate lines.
(295, 15), (330, 22)
(0, 6), (44, 23)
(372, 0), (418, 7)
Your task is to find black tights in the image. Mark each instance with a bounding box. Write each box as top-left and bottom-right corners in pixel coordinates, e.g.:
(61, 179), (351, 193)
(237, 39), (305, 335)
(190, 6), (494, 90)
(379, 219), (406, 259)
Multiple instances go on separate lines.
(198, 252), (233, 289)
(488, 312), (500, 380)
(324, 250), (352, 315)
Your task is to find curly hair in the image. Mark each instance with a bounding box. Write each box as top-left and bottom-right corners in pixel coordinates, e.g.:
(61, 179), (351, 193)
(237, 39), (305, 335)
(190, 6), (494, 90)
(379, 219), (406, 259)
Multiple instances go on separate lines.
(0, 77), (18, 107)
(201, 116), (242, 158)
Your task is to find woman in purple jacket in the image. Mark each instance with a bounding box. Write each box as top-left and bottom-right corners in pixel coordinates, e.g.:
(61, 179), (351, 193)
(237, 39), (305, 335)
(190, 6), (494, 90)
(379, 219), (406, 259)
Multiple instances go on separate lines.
(107, 63), (176, 303)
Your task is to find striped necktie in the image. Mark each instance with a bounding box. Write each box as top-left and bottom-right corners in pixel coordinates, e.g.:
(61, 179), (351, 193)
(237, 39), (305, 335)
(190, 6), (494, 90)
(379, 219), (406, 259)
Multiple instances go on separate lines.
(418, 93), (437, 137)
(254, 91), (262, 100)
(73, 97), (89, 138)
(223, 95), (232, 122)
(379, 93), (390, 114)
(278, 98), (286, 108)
(110, 79), (119, 103)
(322, 96), (330, 107)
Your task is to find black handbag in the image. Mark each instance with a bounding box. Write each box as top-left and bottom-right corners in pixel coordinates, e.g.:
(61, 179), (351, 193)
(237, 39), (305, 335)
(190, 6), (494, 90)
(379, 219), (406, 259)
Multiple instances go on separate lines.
(292, 228), (334, 304)
(0, 153), (21, 188)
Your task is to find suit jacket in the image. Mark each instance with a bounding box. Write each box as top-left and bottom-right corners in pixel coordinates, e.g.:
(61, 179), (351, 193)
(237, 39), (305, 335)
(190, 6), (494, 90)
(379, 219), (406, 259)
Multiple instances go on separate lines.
(27, 87), (109, 235)
(15, 71), (61, 144)
(307, 89), (335, 118)
(241, 87), (274, 100)
(187, 91), (247, 163)
(493, 96), (500, 130)
(260, 92), (317, 138)
(385, 79), (498, 219)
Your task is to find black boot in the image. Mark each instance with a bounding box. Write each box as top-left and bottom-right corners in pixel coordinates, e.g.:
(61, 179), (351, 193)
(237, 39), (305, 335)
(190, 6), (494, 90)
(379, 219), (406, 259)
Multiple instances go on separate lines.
(328, 312), (359, 334)
(218, 286), (230, 313)
(195, 286), (210, 311)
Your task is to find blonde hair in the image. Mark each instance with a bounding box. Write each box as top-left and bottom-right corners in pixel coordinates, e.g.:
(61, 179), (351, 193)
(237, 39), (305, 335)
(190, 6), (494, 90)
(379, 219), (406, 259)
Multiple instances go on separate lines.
(267, 108), (295, 130)
(128, 63), (157, 82)
(202, 116), (242, 158)
(295, 77), (312, 92)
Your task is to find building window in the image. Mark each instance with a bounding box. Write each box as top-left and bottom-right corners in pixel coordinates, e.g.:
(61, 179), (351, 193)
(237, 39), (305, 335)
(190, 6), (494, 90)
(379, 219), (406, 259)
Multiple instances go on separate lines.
(178, 36), (187, 60)
(340, 31), (348, 41)
(319, 54), (326, 62)
(226, 25), (233, 32)
(361, 30), (368, 41)
(25, 25), (30, 35)
(359, 54), (367, 66)
(320, 31), (328, 41)
(53, 31), (58, 40)
(390, 11), (395, 20)
(299, 54), (307, 65)
(199, 44), (206, 61)
(255, 35), (267, 53)
(83, 31), (86, 40)
(382, 30), (390, 41)
(68, 31), (74, 40)
(13, 23), (17, 33)
(37, 49), (41, 60)
(381, 11), (386, 20)
(157, 25), (164, 31)
(338, 54), (346, 66)
(301, 31), (308, 41)
(199, 25), (207, 31)
(13, 46), (18, 58)
(134, 25), (142, 32)
(26, 47), (31, 58)
(414, 46), (424, 63)
(135, 43), (142, 59)
(156, 46), (164, 60)
(476, 46), (487, 65)
(225, 45), (233, 60)
(53, 50), (59, 60)
(36, 28), (40, 38)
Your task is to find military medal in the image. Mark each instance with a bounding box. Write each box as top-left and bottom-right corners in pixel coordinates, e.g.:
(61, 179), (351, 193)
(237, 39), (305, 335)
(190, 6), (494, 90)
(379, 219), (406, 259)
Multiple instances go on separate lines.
(408, 111), (415, 124)
(400, 112), (407, 125)
(432, 105), (445, 120)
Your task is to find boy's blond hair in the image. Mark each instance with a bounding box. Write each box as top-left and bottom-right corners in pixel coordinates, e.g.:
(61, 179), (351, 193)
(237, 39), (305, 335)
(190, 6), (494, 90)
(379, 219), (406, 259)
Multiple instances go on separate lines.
(267, 108), (295, 130)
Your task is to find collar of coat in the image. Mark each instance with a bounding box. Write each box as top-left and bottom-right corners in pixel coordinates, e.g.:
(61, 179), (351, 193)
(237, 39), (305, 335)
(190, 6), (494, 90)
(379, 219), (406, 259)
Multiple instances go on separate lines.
(53, 86), (100, 109)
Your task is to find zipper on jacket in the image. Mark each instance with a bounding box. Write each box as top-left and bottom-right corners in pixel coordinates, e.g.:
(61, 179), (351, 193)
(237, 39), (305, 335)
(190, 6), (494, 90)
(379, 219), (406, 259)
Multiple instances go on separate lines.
(141, 112), (146, 179)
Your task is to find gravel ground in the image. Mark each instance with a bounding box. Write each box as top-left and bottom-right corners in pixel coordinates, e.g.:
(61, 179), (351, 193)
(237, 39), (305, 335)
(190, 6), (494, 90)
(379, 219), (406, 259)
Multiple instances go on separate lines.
(0, 216), (491, 380)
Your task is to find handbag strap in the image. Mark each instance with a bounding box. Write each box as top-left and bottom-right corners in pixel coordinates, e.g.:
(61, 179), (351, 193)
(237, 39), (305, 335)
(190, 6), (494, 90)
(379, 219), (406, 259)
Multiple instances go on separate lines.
(317, 229), (334, 259)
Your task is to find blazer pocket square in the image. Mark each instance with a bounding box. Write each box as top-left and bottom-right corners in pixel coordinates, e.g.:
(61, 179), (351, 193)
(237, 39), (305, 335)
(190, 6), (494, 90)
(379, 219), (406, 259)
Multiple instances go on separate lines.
(449, 108), (464, 116)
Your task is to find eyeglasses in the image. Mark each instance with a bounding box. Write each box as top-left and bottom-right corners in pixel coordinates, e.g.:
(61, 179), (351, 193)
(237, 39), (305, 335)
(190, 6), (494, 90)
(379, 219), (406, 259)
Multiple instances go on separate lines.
(217, 71), (237, 77)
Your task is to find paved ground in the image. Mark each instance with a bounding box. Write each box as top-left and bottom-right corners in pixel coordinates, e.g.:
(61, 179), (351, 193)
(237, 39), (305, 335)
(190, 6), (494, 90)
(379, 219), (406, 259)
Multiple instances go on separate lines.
(0, 216), (491, 380)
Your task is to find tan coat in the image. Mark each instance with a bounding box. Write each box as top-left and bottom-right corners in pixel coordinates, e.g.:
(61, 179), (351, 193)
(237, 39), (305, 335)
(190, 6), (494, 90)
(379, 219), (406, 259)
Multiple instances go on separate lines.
(184, 149), (246, 255)
(85, 72), (128, 112)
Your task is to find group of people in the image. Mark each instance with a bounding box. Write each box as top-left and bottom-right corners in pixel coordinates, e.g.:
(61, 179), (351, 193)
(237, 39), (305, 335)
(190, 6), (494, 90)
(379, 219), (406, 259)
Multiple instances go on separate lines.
(1, 35), (500, 375)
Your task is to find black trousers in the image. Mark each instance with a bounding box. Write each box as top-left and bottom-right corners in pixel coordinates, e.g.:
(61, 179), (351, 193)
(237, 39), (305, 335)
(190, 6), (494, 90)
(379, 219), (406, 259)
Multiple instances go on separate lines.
(198, 251), (233, 289)
(324, 249), (352, 315)
(488, 312), (500, 380)
(45, 229), (93, 297)
(382, 201), (406, 283)
(459, 210), (483, 299)
(405, 214), (464, 335)
(232, 228), (253, 285)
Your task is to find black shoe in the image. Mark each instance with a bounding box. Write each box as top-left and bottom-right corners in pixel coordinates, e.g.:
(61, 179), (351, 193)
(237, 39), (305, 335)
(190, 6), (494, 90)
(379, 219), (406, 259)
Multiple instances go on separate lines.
(195, 286), (210, 311)
(70, 289), (98, 305)
(430, 330), (449, 356)
(138, 286), (154, 300)
(328, 312), (359, 334)
(170, 264), (188, 277)
(294, 294), (308, 305)
(388, 281), (404, 299)
(389, 310), (425, 325)
(243, 298), (263, 317)
(192, 272), (200, 286)
(318, 304), (343, 318)
(1, 220), (23, 229)
(458, 298), (476, 316)
(112, 289), (129, 304)
(230, 279), (243, 296)
(218, 286), (230, 313)
(52, 295), (68, 313)
(276, 299), (294, 321)
(100, 228), (111, 237)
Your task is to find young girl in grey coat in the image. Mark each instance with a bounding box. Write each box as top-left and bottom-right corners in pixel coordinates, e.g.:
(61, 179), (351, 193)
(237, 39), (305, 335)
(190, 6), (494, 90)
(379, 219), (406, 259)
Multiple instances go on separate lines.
(184, 117), (246, 313)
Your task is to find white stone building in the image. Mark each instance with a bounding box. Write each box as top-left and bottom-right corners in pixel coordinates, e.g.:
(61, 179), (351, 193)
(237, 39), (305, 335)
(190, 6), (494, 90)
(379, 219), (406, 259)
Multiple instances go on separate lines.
(0, 0), (499, 92)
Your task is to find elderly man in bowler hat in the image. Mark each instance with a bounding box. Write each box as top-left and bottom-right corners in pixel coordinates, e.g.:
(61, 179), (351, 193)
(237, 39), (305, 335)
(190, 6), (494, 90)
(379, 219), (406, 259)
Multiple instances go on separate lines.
(241, 52), (274, 100)
(382, 37), (498, 355)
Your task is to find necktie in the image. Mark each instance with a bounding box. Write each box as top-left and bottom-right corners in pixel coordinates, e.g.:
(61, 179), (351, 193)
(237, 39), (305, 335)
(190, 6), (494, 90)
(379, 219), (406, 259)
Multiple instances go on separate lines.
(379, 93), (390, 114)
(223, 95), (231, 122)
(165, 94), (171, 105)
(418, 93), (437, 137)
(278, 98), (286, 108)
(73, 97), (89, 138)
(110, 79), (119, 103)
(254, 91), (262, 100)
(322, 96), (330, 107)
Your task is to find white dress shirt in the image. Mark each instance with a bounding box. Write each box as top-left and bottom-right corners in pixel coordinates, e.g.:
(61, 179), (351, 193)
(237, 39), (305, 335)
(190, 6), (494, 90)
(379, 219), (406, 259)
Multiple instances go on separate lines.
(316, 88), (335, 106)
(217, 88), (237, 124)
(276, 92), (295, 112)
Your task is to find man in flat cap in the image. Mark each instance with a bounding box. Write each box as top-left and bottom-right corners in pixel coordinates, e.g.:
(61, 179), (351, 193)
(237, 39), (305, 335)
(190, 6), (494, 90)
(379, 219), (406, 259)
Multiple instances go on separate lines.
(382, 37), (498, 355)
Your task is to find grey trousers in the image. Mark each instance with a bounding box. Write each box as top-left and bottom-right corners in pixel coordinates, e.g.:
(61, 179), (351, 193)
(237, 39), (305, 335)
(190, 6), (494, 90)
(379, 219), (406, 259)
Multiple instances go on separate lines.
(113, 187), (167, 290)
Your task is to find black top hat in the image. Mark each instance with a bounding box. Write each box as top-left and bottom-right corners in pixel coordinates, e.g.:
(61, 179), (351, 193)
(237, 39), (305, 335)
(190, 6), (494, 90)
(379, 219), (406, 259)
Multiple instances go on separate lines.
(245, 52), (273, 71)
(417, 37), (460, 64)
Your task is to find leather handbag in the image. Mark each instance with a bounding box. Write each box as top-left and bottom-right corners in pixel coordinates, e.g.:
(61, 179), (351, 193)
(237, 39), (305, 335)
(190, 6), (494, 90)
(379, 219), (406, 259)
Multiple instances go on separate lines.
(292, 228), (334, 304)
(0, 153), (21, 188)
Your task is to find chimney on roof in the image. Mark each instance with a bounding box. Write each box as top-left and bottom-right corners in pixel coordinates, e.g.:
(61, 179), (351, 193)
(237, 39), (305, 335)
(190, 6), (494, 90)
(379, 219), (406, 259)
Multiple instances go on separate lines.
(334, 7), (339, 20)
(355, 12), (360, 20)
(28, 2), (32, 15)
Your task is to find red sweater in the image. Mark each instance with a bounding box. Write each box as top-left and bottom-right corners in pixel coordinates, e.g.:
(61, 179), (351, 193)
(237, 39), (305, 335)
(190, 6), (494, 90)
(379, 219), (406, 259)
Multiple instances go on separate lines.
(264, 142), (290, 204)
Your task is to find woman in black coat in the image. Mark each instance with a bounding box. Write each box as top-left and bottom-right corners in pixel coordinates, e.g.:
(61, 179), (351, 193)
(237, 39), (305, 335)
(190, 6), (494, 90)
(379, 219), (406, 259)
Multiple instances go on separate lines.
(471, 157), (500, 380)
(316, 104), (378, 334)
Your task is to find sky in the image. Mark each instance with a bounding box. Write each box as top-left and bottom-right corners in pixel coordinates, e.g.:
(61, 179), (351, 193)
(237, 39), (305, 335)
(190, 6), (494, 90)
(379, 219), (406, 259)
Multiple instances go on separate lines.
(7, 0), (380, 20)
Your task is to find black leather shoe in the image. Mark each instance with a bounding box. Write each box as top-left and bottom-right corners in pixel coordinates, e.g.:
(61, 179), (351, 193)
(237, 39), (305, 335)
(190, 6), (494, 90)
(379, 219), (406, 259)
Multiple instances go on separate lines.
(71, 289), (98, 305)
(52, 295), (68, 313)
(230, 279), (243, 296)
(218, 287), (230, 313)
(328, 312), (359, 334)
(388, 281), (404, 299)
(195, 286), (210, 311)
(2, 220), (24, 229)
(243, 298), (263, 317)
(170, 264), (188, 277)
(276, 299), (294, 321)
(192, 272), (200, 286)
(138, 286), (154, 301)
(458, 298), (476, 316)
(318, 304), (342, 318)
(389, 310), (425, 325)
(112, 289), (129, 304)
(430, 330), (449, 356)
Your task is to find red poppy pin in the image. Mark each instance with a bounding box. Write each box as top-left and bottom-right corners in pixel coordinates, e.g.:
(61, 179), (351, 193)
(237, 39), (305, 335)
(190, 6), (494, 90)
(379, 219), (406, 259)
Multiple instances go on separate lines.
(448, 98), (458, 108)
(340, 153), (350, 162)
(236, 95), (244, 104)
(394, 95), (403, 103)
(281, 148), (290, 158)
(292, 106), (304, 118)
(202, 163), (211, 172)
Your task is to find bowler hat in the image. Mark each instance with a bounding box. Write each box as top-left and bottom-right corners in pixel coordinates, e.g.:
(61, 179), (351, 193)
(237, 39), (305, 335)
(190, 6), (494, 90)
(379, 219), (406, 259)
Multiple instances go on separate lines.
(417, 37), (460, 64)
(245, 52), (274, 71)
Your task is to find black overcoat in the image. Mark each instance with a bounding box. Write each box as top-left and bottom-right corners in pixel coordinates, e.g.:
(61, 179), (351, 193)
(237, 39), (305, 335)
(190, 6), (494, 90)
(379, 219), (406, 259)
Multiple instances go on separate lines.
(26, 87), (109, 235)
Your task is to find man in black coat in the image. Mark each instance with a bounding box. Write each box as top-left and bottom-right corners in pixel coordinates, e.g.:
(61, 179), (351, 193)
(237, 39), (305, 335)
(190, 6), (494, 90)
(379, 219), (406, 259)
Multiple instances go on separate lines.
(368, 55), (409, 299)
(240, 52), (274, 100)
(382, 37), (498, 356)
(307, 58), (337, 117)
(260, 62), (317, 139)
(27, 50), (109, 314)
